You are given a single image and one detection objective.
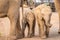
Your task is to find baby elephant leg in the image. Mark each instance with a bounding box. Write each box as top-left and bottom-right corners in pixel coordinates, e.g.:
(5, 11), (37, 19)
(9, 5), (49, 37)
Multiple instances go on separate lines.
(44, 21), (50, 37)
(32, 20), (35, 36)
(45, 22), (51, 37)
(45, 25), (50, 37)
(44, 15), (52, 37)
(27, 21), (35, 38)
(37, 18), (46, 39)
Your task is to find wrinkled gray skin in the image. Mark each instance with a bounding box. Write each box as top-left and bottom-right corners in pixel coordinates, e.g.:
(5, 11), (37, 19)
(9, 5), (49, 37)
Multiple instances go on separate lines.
(0, 0), (22, 40)
(22, 8), (35, 38)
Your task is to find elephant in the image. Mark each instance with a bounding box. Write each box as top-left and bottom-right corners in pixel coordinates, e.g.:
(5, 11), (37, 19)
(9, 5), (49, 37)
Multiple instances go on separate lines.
(54, 0), (60, 34)
(22, 4), (52, 39)
(32, 4), (52, 38)
(41, 5), (52, 37)
(0, 0), (22, 40)
(22, 8), (35, 38)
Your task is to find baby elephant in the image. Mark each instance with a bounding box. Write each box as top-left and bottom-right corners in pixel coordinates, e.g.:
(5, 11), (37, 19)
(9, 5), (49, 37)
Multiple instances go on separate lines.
(33, 4), (52, 38)
(41, 5), (52, 37)
(22, 8), (35, 38)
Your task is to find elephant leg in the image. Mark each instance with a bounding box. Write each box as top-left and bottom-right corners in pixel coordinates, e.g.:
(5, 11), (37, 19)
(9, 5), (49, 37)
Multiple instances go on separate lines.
(27, 23), (30, 37)
(8, 15), (17, 40)
(58, 14), (60, 34)
(7, 1), (20, 40)
(37, 18), (46, 39)
(27, 20), (35, 37)
(16, 14), (23, 39)
(27, 21), (33, 38)
(22, 20), (26, 38)
(45, 25), (50, 37)
(32, 20), (35, 36)
(57, 12), (60, 34)
(43, 15), (51, 37)
(44, 21), (50, 37)
(54, 0), (60, 34)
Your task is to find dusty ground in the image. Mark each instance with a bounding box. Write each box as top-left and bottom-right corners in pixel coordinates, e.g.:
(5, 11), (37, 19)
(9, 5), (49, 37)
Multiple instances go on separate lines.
(0, 8), (60, 40)
(19, 12), (60, 40)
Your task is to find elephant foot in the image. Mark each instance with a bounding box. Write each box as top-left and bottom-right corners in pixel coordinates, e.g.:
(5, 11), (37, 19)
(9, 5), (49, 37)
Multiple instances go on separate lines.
(21, 33), (25, 38)
(27, 33), (33, 38)
(16, 33), (24, 39)
(16, 35), (23, 39)
(45, 31), (49, 37)
(27, 35), (32, 38)
(40, 35), (47, 39)
(46, 33), (49, 37)
(58, 31), (60, 34)
(31, 34), (35, 37)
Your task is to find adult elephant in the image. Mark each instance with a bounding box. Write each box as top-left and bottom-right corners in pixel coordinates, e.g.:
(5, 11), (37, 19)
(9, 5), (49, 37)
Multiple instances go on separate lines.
(0, 0), (22, 40)
(54, 0), (60, 33)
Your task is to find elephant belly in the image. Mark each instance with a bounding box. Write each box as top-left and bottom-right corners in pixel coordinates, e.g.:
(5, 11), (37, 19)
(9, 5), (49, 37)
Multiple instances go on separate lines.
(0, 0), (9, 13)
(0, 0), (8, 17)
